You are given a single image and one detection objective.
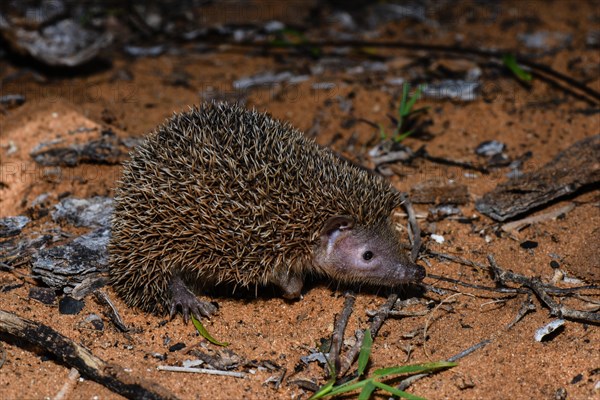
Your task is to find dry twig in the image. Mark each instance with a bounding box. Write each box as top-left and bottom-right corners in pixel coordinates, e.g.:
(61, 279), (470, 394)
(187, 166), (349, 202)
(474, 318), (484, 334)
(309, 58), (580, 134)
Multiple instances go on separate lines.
(156, 365), (245, 378)
(337, 293), (399, 376)
(501, 203), (575, 235)
(328, 291), (355, 376)
(401, 194), (421, 262)
(52, 368), (80, 400)
(426, 250), (487, 270)
(427, 273), (527, 295)
(94, 290), (129, 332)
(0, 309), (178, 400)
(265, 368), (287, 389)
(426, 251), (599, 295)
(506, 295), (536, 330)
(488, 255), (600, 323)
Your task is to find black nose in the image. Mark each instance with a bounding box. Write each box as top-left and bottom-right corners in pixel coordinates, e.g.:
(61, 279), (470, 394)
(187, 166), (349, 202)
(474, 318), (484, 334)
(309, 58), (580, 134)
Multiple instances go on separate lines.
(412, 263), (426, 281)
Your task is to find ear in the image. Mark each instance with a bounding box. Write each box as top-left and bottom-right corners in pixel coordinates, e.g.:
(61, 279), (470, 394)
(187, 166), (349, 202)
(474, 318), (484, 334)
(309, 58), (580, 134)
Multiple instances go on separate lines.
(320, 215), (354, 238)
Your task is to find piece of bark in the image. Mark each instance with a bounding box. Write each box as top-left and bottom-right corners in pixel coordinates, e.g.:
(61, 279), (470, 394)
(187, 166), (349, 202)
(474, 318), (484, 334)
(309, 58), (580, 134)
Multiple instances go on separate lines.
(51, 197), (114, 229)
(476, 134), (600, 221)
(31, 228), (109, 291)
(501, 203), (575, 235)
(0, 309), (178, 400)
(410, 180), (469, 205)
(0, 13), (112, 67)
(30, 131), (126, 167)
(0, 216), (30, 238)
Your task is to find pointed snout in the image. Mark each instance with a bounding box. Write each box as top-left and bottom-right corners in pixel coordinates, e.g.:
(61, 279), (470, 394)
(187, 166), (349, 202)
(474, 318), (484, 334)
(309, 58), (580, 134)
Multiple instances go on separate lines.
(392, 260), (426, 284)
(411, 262), (426, 282)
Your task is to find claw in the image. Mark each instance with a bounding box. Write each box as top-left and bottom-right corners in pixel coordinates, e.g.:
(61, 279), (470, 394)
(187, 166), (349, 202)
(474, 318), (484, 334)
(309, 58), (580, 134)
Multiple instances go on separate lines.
(169, 274), (217, 323)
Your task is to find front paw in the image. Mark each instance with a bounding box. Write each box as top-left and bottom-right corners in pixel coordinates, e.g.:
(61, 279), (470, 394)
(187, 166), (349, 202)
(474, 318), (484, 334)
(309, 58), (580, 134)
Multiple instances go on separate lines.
(169, 275), (218, 323)
(169, 294), (217, 324)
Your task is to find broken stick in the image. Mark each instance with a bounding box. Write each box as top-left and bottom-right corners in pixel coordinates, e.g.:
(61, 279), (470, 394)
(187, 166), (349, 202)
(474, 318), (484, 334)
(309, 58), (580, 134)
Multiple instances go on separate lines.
(0, 309), (178, 400)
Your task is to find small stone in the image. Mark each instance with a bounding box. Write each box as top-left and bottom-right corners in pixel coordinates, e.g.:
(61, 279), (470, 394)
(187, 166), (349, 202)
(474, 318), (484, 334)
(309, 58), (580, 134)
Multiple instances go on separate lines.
(150, 352), (167, 361)
(312, 82), (337, 90)
(430, 204), (462, 218)
(182, 359), (204, 368)
(233, 71), (293, 90)
(534, 319), (565, 342)
(452, 373), (476, 390)
(422, 80), (480, 102)
(168, 342), (186, 352)
(84, 314), (105, 331)
(554, 387), (567, 400)
(518, 31), (572, 50)
(488, 152), (510, 167)
(58, 296), (85, 315)
(520, 240), (538, 249)
(476, 140), (506, 157)
(430, 234), (445, 244)
(587, 31), (600, 48)
(123, 45), (166, 57)
(0, 95), (26, 109)
(263, 20), (284, 33)
(570, 374), (583, 384)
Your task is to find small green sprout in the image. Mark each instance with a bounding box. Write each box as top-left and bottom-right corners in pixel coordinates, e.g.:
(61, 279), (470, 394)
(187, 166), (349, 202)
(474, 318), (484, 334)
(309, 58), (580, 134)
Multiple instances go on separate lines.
(309, 329), (456, 400)
(357, 326), (373, 377)
(502, 54), (532, 82)
(191, 315), (229, 347)
(380, 83), (429, 142)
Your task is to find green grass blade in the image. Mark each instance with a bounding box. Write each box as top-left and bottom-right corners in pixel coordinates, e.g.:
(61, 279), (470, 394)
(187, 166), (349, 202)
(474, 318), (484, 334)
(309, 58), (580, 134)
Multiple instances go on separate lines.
(404, 84), (424, 116)
(372, 361), (456, 378)
(372, 381), (427, 400)
(502, 54), (532, 82)
(394, 129), (414, 142)
(358, 380), (376, 400)
(399, 83), (411, 116)
(357, 329), (373, 376)
(378, 123), (388, 140)
(397, 83), (410, 131)
(308, 378), (336, 400)
(324, 379), (366, 397)
(191, 315), (229, 346)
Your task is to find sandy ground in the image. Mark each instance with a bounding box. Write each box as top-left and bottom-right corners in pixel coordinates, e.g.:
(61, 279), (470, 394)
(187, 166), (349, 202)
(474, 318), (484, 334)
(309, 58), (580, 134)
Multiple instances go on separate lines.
(0, 1), (599, 399)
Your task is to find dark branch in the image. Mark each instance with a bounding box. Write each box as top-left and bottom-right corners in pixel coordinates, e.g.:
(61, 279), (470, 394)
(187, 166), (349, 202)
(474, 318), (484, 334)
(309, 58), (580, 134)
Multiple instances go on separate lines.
(0, 309), (179, 400)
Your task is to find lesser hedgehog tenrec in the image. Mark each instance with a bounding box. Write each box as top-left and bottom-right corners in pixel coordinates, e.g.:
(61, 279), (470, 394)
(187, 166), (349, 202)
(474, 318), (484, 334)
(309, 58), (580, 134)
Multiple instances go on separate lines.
(109, 102), (425, 321)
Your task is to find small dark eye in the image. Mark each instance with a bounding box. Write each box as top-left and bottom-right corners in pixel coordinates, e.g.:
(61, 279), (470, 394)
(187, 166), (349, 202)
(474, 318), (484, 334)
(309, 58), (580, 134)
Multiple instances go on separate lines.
(362, 251), (373, 261)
